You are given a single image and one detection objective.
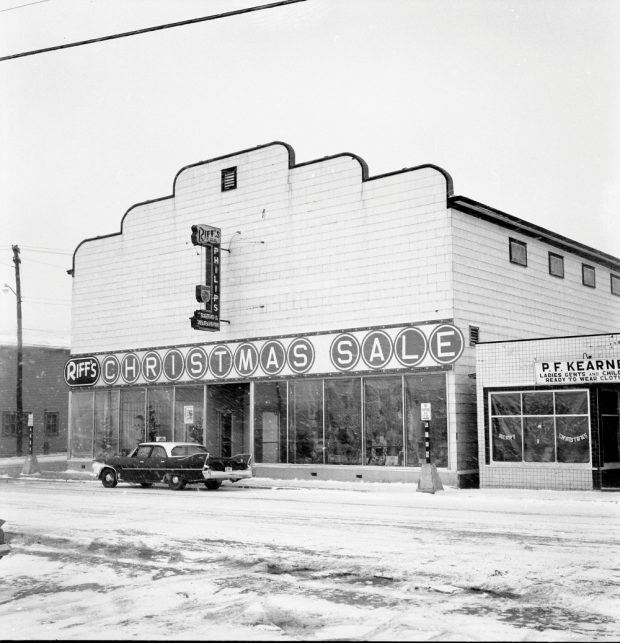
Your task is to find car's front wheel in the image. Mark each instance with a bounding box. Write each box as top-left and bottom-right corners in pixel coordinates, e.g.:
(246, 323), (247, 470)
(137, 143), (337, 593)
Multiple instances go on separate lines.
(204, 480), (222, 490)
(168, 474), (186, 491)
(101, 468), (118, 488)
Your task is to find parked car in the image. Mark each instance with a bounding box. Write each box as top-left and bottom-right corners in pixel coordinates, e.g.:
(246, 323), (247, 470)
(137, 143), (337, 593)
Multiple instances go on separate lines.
(0, 519), (9, 559)
(92, 441), (252, 490)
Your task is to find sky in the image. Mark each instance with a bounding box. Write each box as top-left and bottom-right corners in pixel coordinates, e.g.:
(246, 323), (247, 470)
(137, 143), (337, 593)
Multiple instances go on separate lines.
(0, 0), (619, 348)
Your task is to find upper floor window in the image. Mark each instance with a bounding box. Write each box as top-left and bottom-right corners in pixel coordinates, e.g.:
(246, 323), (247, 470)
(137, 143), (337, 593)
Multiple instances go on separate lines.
(582, 264), (596, 288)
(509, 238), (527, 266)
(44, 411), (59, 436)
(548, 252), (564, 278)
(221, 167), (237, 192)
(2, 411), (29, 436)
(611, 273), (620, 297)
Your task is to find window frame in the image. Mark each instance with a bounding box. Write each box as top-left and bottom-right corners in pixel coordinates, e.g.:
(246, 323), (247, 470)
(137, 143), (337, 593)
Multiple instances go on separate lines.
(509, 238), (527, 267)
(611, 273), (620, 297)
(488, 389), (591, 465)
(582, 264), (596, 288)
(44, 411), (59, 436)
(548, 252), (564, 279)
(221, 166), (237, 192)
(2, 411), (30, 437)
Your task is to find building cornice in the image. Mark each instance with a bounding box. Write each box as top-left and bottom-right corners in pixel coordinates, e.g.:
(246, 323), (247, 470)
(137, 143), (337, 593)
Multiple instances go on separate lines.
(449, 195), (620, 272)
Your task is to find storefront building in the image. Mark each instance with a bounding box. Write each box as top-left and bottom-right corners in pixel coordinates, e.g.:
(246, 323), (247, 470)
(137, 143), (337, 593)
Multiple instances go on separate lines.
(66, 142), (620, 487)
(1, 344), (69, 456)
(476, 334), (620, 490)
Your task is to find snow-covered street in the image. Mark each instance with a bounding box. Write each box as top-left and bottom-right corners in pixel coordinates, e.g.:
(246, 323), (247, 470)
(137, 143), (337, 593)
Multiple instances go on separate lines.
(1, 477), (619, 641)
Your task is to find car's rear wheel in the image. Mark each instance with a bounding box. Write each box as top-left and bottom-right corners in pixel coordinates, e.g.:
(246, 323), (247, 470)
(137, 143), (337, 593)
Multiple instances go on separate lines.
(204, 480), (222, 490)
(168, 474), (186, 491)
(140, 483), (153, 488)
(101, 468), (118, 488)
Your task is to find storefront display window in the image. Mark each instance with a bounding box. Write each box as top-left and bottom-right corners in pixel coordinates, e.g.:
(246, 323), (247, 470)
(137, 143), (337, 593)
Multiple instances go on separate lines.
(69, 391), (94, 458)
(146, 387), (173, 441)
(489, 390), (590, 464)
(207, 383), (250, 457)
(254, 382), (288, 463)
(491, 416), (522, 461)
(404, 374), (448, 467)
(365, 377), (403, 466)
(325, 379), (362, 465)
(120, 388), (145, 455)
(289, 380), (323, 464)
(94, 390), (119, 459)
(174, 386), (204, 443)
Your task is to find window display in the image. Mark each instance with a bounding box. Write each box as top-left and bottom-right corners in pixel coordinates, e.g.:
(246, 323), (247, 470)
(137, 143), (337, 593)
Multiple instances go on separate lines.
(146, 388), (173, 441)
(94, 390), (119, 459)
(325, 379), (362, 465)
(489, 390), (590, 464)
(69, 390), (94, 458)
(365, 377), (402, 466)
(174, 386), (204, 443)
(289, 380), (323, 464)
(253, 382), (287, 463)
(404, 374), (448, 467)
(120, 388), (145, 455)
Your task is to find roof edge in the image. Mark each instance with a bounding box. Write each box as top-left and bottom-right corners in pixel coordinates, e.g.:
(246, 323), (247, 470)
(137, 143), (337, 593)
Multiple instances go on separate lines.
(449, 195), (620, 271)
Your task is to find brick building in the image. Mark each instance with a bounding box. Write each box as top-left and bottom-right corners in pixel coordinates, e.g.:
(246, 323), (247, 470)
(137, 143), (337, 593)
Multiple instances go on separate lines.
(0, 344), (69, 456)
(65, 142), (620, 488)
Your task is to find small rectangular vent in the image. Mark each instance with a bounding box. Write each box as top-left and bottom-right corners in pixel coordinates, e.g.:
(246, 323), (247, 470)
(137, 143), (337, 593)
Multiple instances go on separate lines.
(469, 325), (480, 346)
(221, 166), (237, 192)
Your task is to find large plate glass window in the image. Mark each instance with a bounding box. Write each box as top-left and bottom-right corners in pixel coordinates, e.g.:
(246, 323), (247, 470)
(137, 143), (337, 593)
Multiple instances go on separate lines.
(253, 381), (287, 463)
(206, 383), (250, 458)
(94, 390), (119, 459)
(174, 386), (204, 443)
(289, 380), (323, 464)
(69, 391), (94, 458)
(146, 388), (173, 442)
(365, 377), (403, 466)
(404, 374), (448, 467)
(489, 390), (590, 464)
(325, 378), (362, 465)
(120, 388), (145, 455)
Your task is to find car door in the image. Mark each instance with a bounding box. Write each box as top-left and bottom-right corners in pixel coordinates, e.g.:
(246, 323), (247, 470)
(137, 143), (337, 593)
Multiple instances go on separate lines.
(144, 445), (168, 482)
(124, 445), (153, 482)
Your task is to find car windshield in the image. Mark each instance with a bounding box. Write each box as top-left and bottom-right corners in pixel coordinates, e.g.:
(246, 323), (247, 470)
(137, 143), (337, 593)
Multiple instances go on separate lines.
(171, 444), (208, 456)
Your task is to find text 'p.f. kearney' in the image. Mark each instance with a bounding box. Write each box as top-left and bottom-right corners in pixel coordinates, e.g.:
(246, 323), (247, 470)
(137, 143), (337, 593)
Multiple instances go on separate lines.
(535, 358), (620, 385)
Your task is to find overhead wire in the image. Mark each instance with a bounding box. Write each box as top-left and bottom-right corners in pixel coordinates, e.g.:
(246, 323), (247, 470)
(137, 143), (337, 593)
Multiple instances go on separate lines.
(0, 0), (50, 13)
(0, 0), (306, 62)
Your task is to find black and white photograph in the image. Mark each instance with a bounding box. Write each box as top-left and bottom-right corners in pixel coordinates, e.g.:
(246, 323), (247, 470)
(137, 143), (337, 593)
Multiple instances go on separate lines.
(1, 1), (619, 640)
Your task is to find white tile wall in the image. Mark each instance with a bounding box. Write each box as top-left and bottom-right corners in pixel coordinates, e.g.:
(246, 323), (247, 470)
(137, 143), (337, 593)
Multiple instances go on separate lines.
(71, 144), (454, 353)
(475, 333), (620, 490)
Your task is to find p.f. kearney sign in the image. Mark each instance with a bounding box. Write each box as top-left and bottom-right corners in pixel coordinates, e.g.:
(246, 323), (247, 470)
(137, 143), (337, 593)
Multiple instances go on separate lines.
(65, 322), (464, 387)
(535, 358), (620, 385)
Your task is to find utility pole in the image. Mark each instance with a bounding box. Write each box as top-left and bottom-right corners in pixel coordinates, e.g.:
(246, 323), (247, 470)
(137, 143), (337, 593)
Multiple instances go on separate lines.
(11, 245), (23, 457)
(10, 245), (40, 474)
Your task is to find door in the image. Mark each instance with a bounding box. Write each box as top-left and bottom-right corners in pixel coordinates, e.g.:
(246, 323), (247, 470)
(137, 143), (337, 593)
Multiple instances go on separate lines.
(261, 411), (280, 463)
(206, 383), (250, 457)
(599, 388), (620, 488)
(219, 412), (232, 458)
(142, 444), (168, 482)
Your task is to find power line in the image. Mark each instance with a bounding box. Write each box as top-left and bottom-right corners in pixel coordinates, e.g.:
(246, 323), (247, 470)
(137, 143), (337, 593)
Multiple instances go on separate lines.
(0, 0), (49, 13)
(18, 245), (72, 255)
(0, 0), (306, 62)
